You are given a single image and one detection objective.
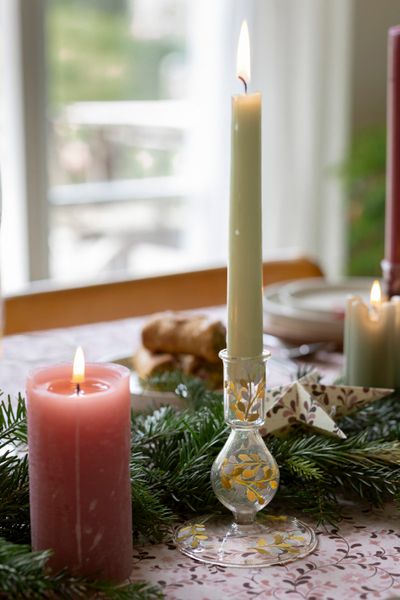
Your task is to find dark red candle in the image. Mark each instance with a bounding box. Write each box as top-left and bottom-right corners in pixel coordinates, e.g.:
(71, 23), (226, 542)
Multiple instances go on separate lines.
(383, 26), (400, 296)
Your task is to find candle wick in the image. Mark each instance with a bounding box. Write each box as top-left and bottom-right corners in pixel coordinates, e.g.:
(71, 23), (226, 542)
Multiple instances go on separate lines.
(238, 76), (248, 94)
(76, 383), (81, 395)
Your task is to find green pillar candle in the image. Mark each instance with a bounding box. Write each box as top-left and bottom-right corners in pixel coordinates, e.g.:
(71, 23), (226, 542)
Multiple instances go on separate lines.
(344, 281), (395, 387)
(227, 22), (263, 358)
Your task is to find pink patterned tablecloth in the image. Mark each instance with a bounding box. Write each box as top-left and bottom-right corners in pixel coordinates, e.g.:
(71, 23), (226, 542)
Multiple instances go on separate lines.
(131, 506), (400, 599)
(1, 311), (399, 600)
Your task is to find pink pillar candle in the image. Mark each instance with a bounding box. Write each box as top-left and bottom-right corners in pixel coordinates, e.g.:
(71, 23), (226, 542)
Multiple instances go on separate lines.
(27, 362), (132, 583)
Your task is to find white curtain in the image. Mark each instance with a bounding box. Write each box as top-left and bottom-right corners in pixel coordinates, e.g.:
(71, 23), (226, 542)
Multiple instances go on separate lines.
(253, 0), (353, 278)
(187, 0), (353, 278)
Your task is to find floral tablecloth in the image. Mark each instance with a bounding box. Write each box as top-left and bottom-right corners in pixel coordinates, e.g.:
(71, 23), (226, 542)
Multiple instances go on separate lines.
(131, 506), (400, 600)
(1, 311), (399, 600)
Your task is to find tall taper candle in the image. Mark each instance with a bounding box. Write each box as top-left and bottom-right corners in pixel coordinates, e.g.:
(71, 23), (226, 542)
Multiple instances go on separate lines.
(227, 21), (263, 358)
(383, 26), (400, 297)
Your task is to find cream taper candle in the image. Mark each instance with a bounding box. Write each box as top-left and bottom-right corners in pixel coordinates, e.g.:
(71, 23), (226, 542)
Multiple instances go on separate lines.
(227, 21), (263, 358)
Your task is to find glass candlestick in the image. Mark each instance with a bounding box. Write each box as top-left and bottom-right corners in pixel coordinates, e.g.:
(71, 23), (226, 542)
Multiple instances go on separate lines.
(174, 350), (317, 567)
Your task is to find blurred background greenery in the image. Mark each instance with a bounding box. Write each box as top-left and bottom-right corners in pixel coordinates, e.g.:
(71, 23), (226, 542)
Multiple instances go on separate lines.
(342, 129), (386, 276)
(48, 0), (185, 105)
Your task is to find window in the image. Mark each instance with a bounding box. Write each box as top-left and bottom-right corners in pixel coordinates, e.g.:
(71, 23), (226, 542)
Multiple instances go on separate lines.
(1, 0), (355, 295)
(48, 0), (192, 283)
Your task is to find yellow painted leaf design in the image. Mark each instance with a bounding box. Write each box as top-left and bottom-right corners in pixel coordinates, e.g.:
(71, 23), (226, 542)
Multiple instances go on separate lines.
(232, 465), (245, 476)
(274, 534), (283, 544)
(255, 491), (265, 504)
(263, 467), (271, 478)
(270, 480), (278, 489)
(179, 526), (191, 533)
(195, 534), (208, 540)
(238, 454), (251, 461)
(191, 538), (199, 549)
(255, 481), (267, 489)
(247, 413), (260, 422)
(237, 401), (247, 412)
(242, 468), (257, 479)
(256, 538), (267, 547)
(176, 533), (193, 541)
(194, 524), (206, 528)
(290, 535), (305, 541)
(255, 547), (271, 555)
(234, 410), (246, 420)
(221, 476), (231, 489)
(246, 489), (257, 502)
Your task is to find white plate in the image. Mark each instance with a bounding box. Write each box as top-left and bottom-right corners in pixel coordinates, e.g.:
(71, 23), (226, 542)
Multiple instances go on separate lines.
(263, 277), (374, 344)
(279, 277), (371, 317)
(110, 356), (186, 413)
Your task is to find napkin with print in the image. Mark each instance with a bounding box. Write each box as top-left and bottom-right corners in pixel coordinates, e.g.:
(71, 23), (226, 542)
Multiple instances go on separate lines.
(265, 370), (393, 439)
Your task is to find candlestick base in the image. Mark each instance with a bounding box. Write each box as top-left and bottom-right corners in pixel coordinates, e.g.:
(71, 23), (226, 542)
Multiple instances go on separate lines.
(174, 350), (317, 567)
(381, 259), (400, 298)
(175, 513), (316, 567)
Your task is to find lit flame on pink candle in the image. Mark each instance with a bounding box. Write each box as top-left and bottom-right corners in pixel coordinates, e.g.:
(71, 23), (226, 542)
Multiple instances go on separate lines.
(72, 346), (85, 384)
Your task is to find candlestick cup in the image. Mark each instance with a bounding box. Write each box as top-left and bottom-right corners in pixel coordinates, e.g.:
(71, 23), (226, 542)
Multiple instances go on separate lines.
(174, 350), (317, 567)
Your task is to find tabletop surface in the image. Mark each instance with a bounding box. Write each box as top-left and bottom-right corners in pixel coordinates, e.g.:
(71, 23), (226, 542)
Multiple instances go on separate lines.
(1, 310), (399, 600)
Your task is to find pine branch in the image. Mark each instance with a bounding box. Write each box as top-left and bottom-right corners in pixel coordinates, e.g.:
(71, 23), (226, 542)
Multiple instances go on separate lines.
(130, 451), (174, 542)
(0, 452), (30, 543)
(0, 537), (163, 600)
(277, 482), (342, 526)
(2, 375), (400, 594)
(0, 394), (28, 446)
(133, 404), (227, 515)
(270, 431), (400, 514)
(339, 394), (400, 440)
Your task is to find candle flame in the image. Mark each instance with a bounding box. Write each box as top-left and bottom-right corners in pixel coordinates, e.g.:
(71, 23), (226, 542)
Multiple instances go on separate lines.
(72, 346), (85, 384)
(236, 20), (251, 85)
(370, 279), (382, 307)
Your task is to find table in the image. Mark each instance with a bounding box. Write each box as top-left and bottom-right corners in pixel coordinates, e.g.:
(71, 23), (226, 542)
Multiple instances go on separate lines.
(1, 312), (399, 600)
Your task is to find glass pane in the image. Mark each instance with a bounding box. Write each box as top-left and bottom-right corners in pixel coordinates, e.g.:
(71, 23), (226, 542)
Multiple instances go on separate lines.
(46, 0), (190, 283)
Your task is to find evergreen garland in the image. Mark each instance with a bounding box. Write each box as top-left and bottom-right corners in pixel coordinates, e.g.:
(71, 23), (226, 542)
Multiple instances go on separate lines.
(1, 373), (400, 597)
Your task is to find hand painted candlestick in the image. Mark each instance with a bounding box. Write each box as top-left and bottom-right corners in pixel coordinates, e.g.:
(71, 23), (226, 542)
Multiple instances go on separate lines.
(227, 20), (263, 357)
(27, 351), (132, 583)
(383, 26), (400, 297)
(175, 22), (317, 568)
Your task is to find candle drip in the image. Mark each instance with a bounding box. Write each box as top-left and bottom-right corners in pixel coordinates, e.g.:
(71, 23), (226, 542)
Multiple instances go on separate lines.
(238, 75), (248, 94)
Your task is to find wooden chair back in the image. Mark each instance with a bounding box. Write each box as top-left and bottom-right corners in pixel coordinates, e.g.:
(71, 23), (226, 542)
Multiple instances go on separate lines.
(4, 256), (323, 334)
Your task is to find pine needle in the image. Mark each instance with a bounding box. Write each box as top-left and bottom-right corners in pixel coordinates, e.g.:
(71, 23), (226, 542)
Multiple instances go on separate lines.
(0, 537), (163, 600)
